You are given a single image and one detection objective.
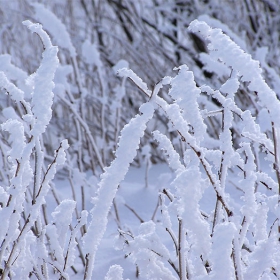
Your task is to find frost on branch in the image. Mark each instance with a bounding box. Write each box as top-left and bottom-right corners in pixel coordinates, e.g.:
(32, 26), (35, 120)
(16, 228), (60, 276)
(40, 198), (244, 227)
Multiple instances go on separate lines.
(189, 19), (280, 125)
(23, 20), (59, 137)
(169, 65), (206, 143)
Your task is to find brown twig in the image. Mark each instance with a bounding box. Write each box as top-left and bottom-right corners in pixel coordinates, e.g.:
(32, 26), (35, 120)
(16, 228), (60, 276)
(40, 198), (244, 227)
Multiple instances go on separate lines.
(124, 203), (144, 223)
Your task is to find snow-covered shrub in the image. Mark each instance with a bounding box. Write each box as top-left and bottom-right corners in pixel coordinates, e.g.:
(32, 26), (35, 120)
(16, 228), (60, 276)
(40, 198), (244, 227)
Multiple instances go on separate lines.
(0, 21), (81, 279)
(111, 20), (280, 279)
(0, 2), (280, 279)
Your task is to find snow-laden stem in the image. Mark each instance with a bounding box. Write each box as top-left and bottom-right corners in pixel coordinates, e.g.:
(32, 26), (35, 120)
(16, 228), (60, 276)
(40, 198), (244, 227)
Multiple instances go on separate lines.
(178, 218), (188, 280)
(212, 199), (222, 235)
(232, 237), (243, 280)
(82, 101), (154, 280)
(33, 138), (43, 204)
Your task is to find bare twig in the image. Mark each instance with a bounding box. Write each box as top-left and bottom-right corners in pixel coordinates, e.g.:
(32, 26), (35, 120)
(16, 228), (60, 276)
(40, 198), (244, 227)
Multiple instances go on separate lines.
(124, 203), (144, 223)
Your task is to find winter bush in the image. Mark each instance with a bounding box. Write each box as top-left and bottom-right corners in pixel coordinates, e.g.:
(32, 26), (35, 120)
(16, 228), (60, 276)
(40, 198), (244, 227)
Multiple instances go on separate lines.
(0, 1), (280, 279)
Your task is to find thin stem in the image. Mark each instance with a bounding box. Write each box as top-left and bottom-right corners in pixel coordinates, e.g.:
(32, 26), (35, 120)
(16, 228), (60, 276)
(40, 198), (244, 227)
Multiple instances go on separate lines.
(271, 122), (280, 239)
(151, 196), (160, 221)
(124, 203), (144, 223)
(166, 227), (178, 256)
(178, 218), (188, 280)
